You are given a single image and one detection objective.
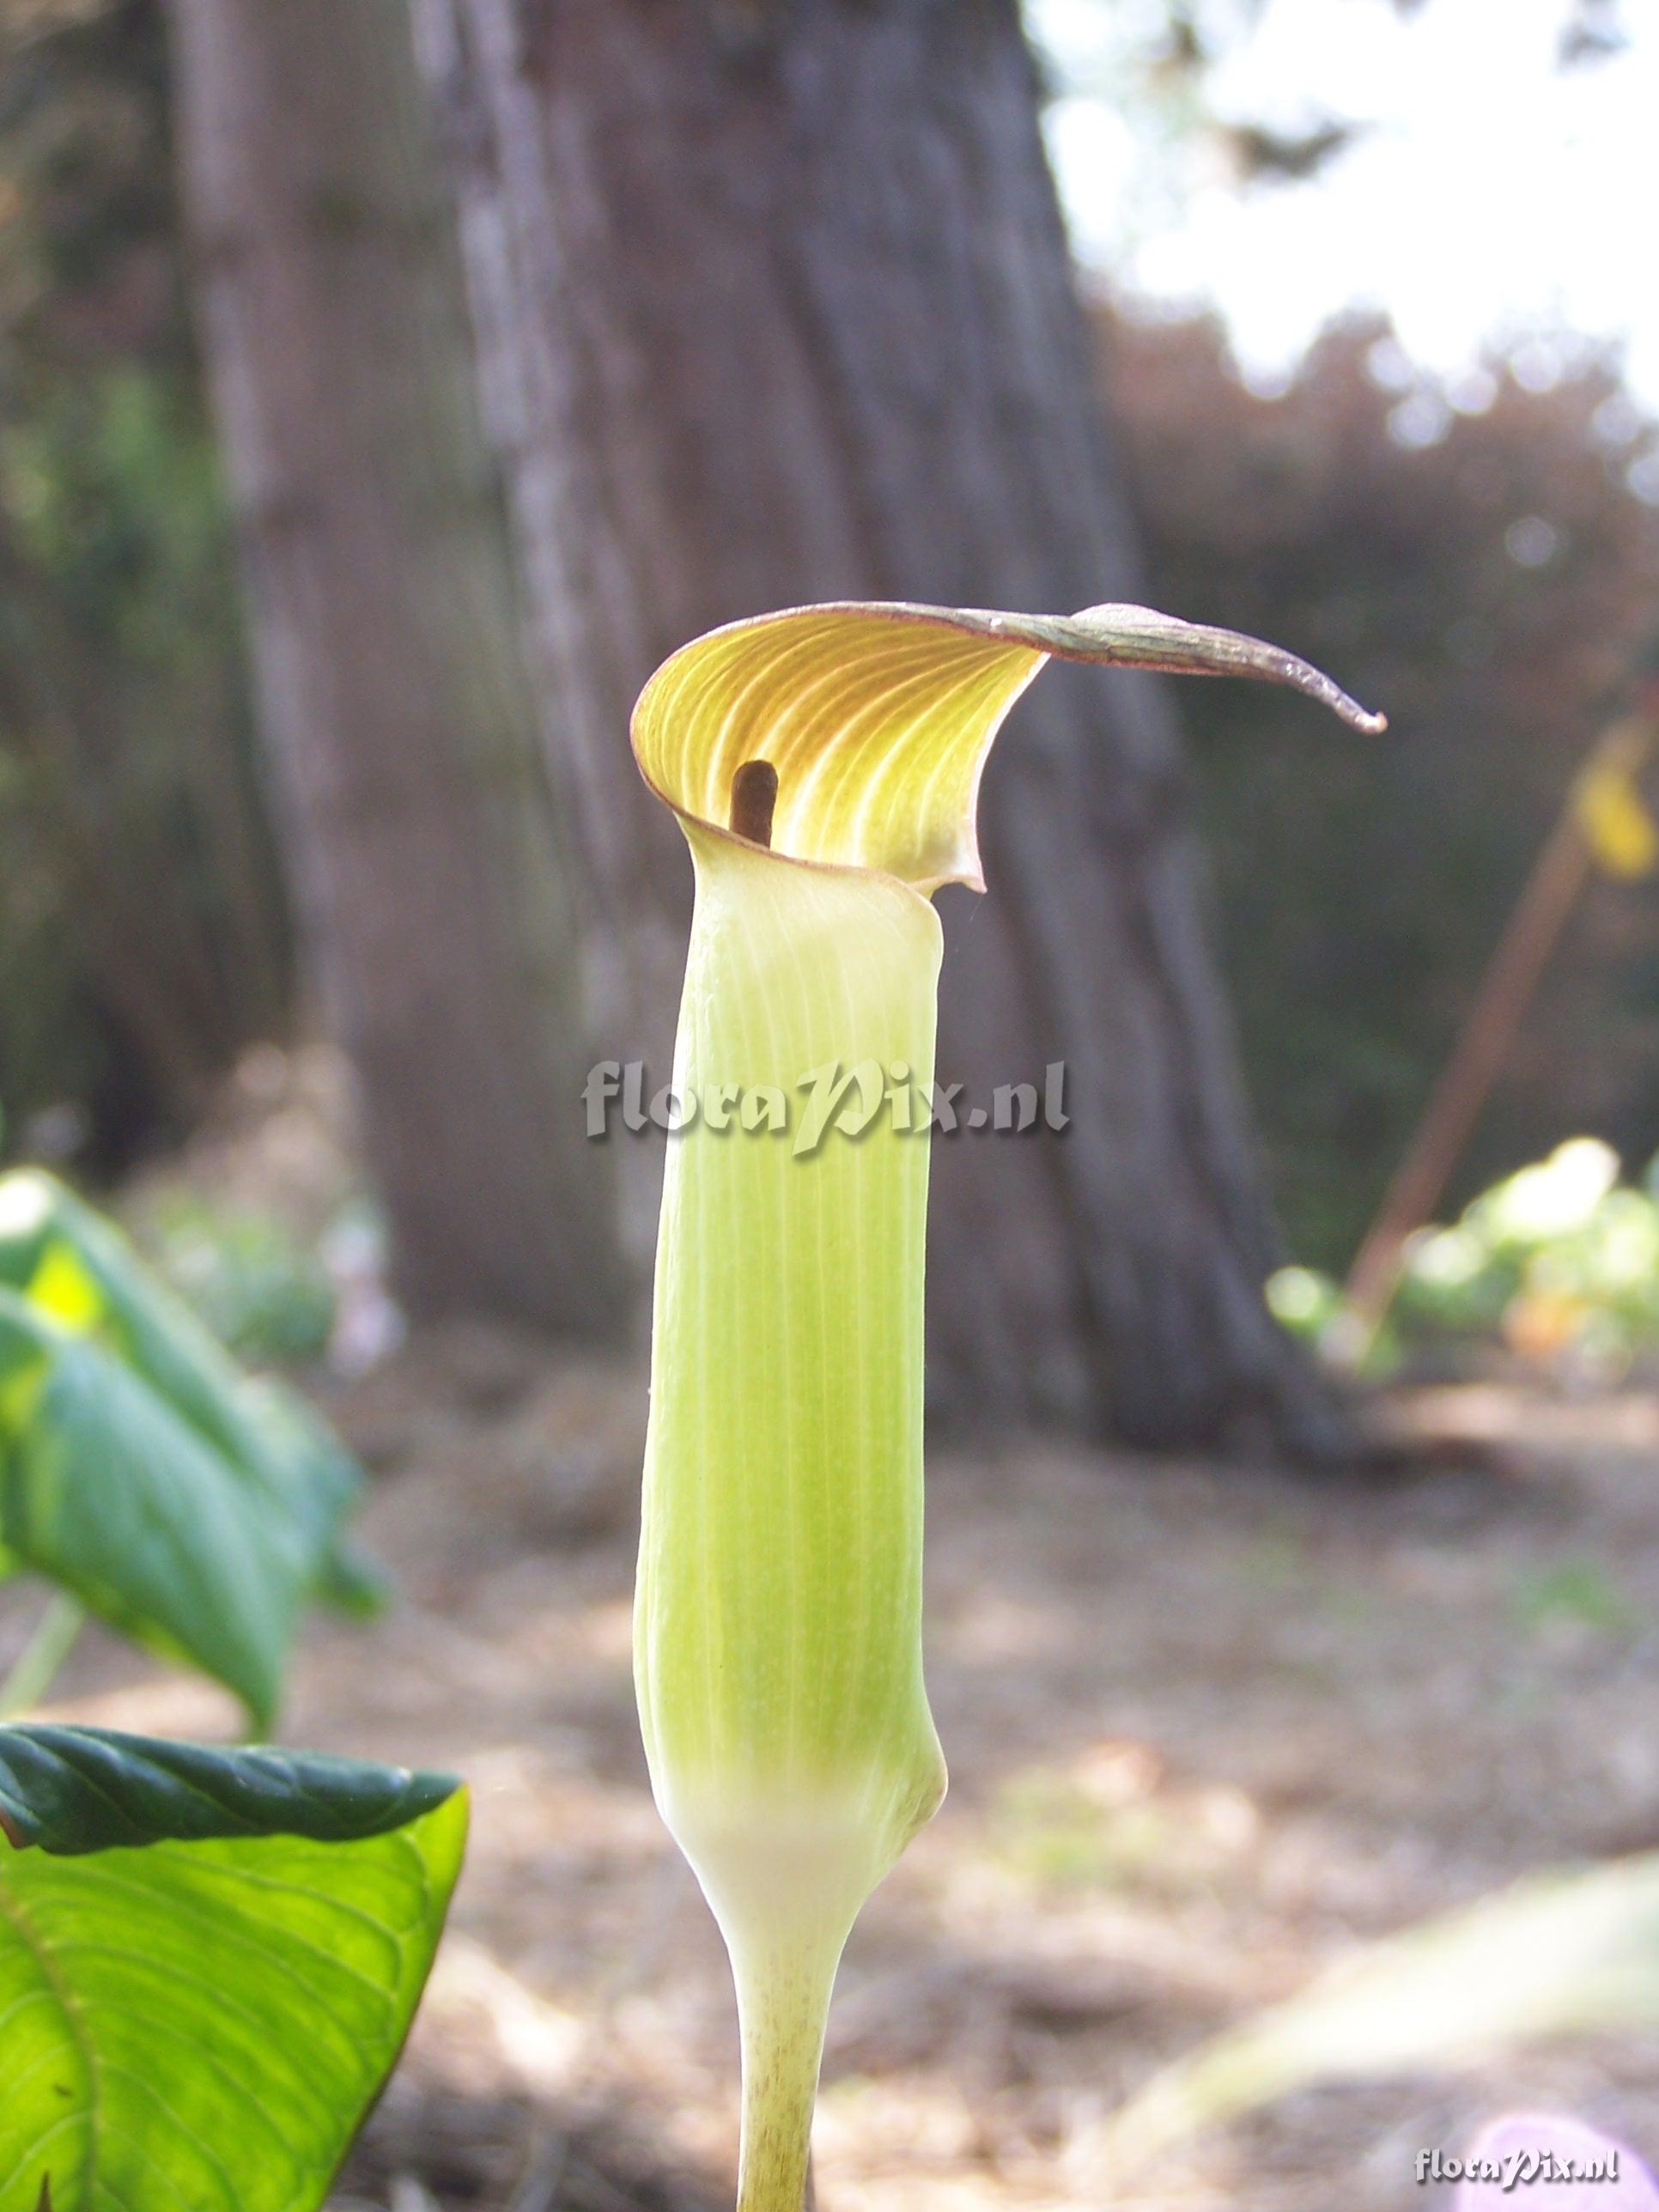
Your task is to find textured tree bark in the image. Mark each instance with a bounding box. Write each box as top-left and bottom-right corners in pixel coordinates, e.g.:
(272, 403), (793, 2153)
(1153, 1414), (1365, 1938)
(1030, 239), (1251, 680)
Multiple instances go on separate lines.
(166, 0), (625, 1340)
(419, 0), (1344, 1452)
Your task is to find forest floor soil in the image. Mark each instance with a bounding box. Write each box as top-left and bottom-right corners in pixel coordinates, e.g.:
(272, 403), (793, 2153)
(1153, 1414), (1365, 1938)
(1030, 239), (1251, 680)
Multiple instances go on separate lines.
(32, 1319), (1659, 2210)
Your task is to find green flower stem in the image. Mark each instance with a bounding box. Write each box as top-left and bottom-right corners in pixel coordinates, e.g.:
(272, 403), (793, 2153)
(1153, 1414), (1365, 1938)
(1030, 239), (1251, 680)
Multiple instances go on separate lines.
(732, 1925), (843, 2212)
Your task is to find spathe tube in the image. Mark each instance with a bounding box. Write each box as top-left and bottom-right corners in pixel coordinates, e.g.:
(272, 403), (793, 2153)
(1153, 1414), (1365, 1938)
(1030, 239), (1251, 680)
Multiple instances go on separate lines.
(630, 600), (1382, 2212)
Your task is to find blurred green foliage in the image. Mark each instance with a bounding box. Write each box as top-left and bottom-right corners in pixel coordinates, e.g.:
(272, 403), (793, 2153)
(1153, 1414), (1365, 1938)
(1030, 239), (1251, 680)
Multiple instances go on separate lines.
(0, 0), (289, 1170)
(1509, 1555), (1638, 1638)
(1399, 1136), (1659, 1372)
(1272, 1136), (1659, 1376)
(0, 1165), (379, 1727)
(137, 1192), (337, 1365)
(1109, 308), (1659, 1266)
(995, 1763), (1246, 1896)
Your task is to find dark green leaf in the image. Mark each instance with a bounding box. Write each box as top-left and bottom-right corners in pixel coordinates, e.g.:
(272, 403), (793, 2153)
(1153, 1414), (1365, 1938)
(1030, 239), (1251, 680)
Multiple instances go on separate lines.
(0, 1724), (459, 1854)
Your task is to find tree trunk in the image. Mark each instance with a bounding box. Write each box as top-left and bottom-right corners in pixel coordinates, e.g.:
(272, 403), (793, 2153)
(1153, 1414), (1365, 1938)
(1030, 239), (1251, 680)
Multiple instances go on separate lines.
(418, 0), (1343, 1453)
(166, 0), (625, 1340)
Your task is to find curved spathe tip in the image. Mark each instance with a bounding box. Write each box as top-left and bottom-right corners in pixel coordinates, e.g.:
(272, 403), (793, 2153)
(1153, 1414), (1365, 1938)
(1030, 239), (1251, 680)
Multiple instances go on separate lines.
(1055, 601), (1387, 735)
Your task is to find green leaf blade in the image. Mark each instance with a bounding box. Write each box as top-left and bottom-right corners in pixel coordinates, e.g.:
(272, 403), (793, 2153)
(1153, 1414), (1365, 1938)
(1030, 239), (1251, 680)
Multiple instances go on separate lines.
(0, 1293), (301, 1729)
(0, 1168), (387, 1724)
(0, 1730), (466, 2212)
(0, 1171), (375, 1621)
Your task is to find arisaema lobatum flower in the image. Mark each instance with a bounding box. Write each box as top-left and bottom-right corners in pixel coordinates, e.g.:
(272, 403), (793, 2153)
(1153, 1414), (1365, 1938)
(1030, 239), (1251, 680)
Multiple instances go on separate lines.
(630, 601), (1383, 2212)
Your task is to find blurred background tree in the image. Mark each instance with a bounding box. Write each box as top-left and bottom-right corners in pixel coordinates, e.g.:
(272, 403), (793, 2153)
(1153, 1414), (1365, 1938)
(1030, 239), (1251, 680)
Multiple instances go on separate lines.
(3, 0), (1656, 1441)
(162, 0), (626, 1340)
(410, 0), (1341, 1453)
